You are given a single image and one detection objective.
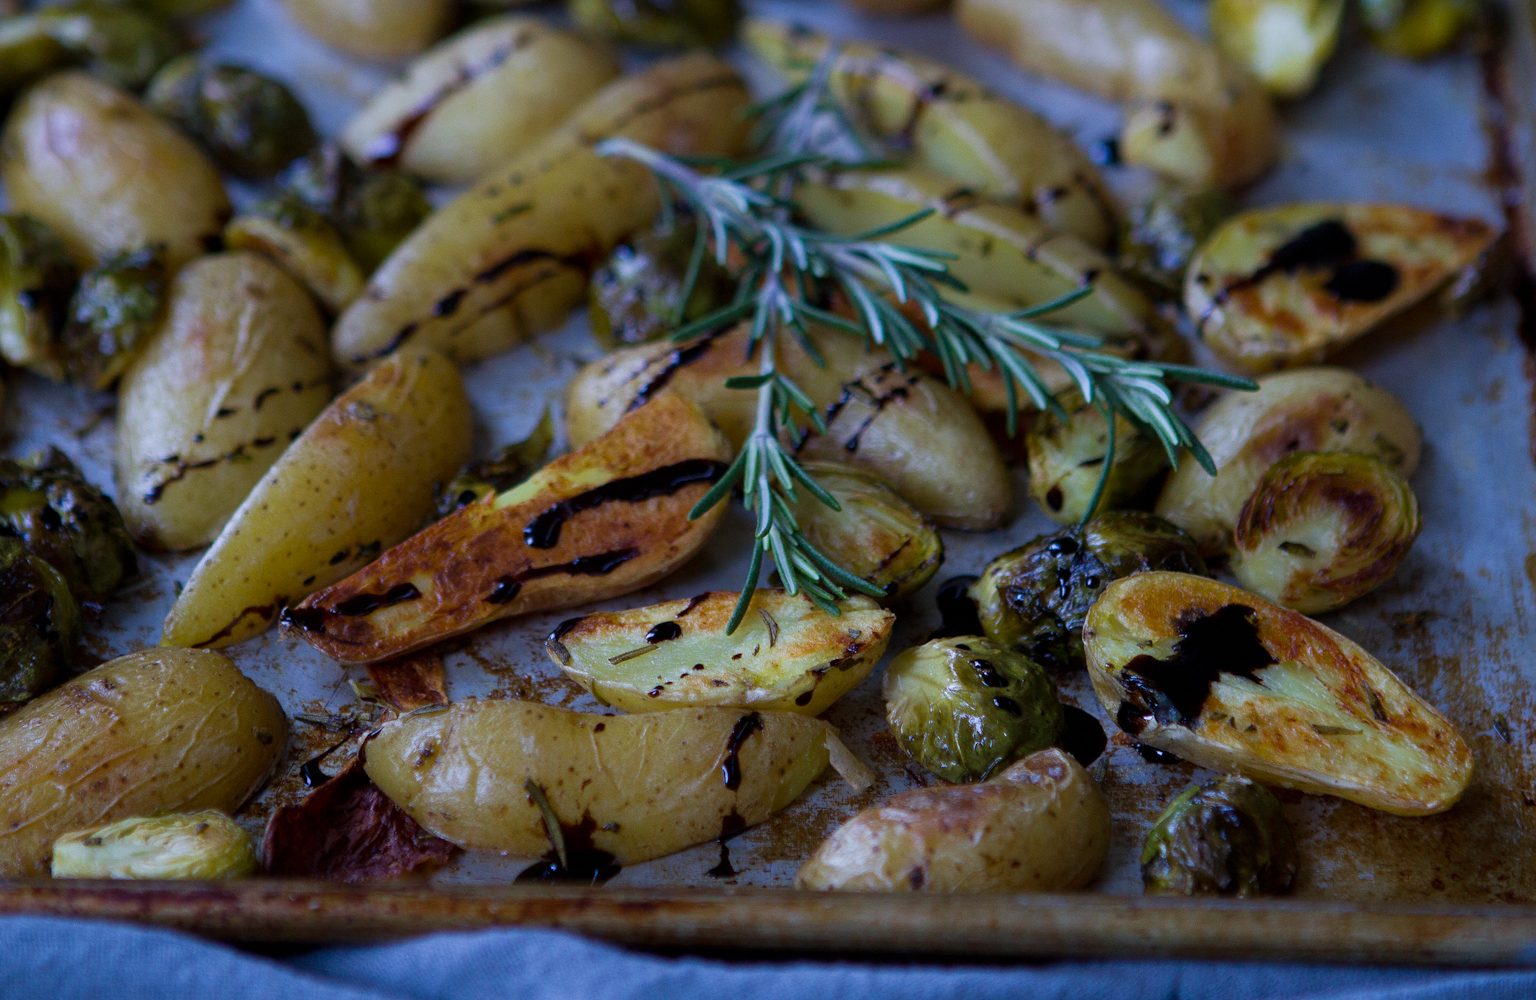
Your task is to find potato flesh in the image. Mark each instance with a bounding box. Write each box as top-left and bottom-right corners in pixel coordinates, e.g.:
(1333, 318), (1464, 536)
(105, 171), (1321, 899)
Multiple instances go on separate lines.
(285, 0), (453, 60)
(548, 591), (895, 716)
(0, 648), (286, 877)
(162, 350), (473, 649)
(114, 252), (334, 552)
(364, 700), (835, 863)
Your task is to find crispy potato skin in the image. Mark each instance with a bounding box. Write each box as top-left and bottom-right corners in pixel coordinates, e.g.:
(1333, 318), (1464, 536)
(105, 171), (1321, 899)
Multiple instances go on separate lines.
(1084, 572), (1473, 816)
(288, 394), (731, 664)
(364, 700), (834, 862)
(162, 350), (473, 649)
(285, 0), (453, 59)
(331, 55), (750, 371)
(115, 253), (334, 552)
(1155, 367), (1421, 555)
(0, 648), (286, 877)
(342, 18), (620, 185)
(0, 72), (230, 268)
(797, 749), (1109, 892)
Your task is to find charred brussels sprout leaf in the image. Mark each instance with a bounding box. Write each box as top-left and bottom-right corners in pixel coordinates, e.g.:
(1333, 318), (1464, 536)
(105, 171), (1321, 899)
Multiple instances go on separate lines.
(589, 220), (736, 348)
(1120, 186), (1235, 295)
(1359, 0), (1479, 58)
(0, 448), (137, 600)
(0, 537), (80, 706)
(146, 56), (316, 178)
(280, 146), (431, 272)
(884, 636), (1063, 783)
(436, 409), (555, 517)
(1026, 394), (1168, 524)
(971, 511), (1205, 673)
(1141, 775), (1297, 897)
(61, 245), (167, 390)
(51, 809), (256, 879)
(3, 4), (185, 92)
(0, 215), (77, 380)
(1233, 451), (1421, 613)
(1210, 0), (1344, 98)
(568, 0), (741, 48)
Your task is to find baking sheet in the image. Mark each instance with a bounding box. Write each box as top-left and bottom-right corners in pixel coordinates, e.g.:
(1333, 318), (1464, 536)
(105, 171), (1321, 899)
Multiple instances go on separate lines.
(2, 0), (1534, 924)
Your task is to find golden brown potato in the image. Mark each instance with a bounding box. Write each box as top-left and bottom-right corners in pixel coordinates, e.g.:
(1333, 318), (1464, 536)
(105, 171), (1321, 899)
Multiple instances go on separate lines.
(797, 749), (1109, 892)
(161, 350), (472, 649)
(114, 252), (334, 551)
(341, 17), (620, 185)
(0, 648), (285, 877)
(1155, 367), (1421, 554)
(286, 394), (731, 664)
(285, 0), (453, 60)
(0, 72), (230, 268)
(1084, 572), (1472, 816)
(331, 54), (750, 371)
(223, 212), (365, 315)
(365, 699), (868, 863)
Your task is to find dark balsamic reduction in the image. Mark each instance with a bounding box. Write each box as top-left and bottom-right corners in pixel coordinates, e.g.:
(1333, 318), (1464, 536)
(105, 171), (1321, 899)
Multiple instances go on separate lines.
(1057, 705), (1107, 768)
(487, 579), (522, 604)
(720, 713), (764, 791)
(1135, 743), (1180, 765)
(991, 695), (1023, 716)
(333, 583), (421, 617)
(627, 330), (730, 412)
(970, 658), (1008, 688)
(705, 811), (748, 879)
(933, 574), (982, 638)
(1325, 260), (1400, 302)
(1230, 218), (1401, 305)
(522, 459), (728, 548)
(298, 735), (352, 788)
(676, 593), (711, 617)
(645, 621), (682, 643)
(548, 617), (584, 644)
(486, 549), (641, 604)
(281, 605), (329, 634)
(514, 813), (622, 885)
(1116, 604), (1274, 735)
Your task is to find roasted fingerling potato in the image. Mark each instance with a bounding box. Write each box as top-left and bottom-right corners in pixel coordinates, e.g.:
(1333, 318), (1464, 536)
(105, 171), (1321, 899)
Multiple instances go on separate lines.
(1209, 0), (1344, 99)
(787, 462), (943, 601)
(223, 196), (366, 315)
(284, 0), (453, 60)
(51, 810), (257, 880)
(1024, 393), (1168, 525)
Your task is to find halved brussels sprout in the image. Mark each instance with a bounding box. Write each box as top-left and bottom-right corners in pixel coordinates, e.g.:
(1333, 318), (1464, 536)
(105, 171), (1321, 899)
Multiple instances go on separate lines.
(1233, 451), (1420, 614)
(280, 147), (432, 272)
(589, 220), (735, 349)
(1120, 185), (1235, 295)
(436, 410), (553, 518)
(971, 512), (1206, 674)
(1142, 775), (1296, 897)
(0, 448), (137, 601)
(0, 215), (77, 380)
(51, 809), (256, 879)
(146, 56), (316, 178)
(3, 4), (184, 91)
(0, 19), (67, 94)
(788, 462), (942, 602)
(223, 195), (365, 314)
(0, 537), (80, 707)
(1210, 0), (1344, 99)
(568, 0), (740, 48)
(1360, 0), (1479, 58)
(60, 245), (168, 390)
(1026, 395), (1167, 525)
(884, 636), (1063, 783)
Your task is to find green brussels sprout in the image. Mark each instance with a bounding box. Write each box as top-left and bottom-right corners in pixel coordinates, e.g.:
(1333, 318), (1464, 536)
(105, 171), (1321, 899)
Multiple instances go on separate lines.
(1, 4), (184, 92)
(60, 245), (167, 390)
(0, 19), (68, 93)
(280, 146), (431, 272)
(1120, 185), (1235, 295)
(224, 194), (364, 314)
(788, 461), (943, 602)
(970, 511), (1205, 674)
(884, 636), (1063, 783)
(568, 0), (740, 49)
(0, 448), (137, 601)
(0, 537), (81, 706)
(1232, 451), (1420, 614)
(1026, 394), (1168, 525)
(145, 55), (316, 178)
(588, 220), (736, 348)
(1210, 0), (1344, 99)
(51, 809), (257, 879)
(1359, 0), (1480, 58)
(437, 409), (555, 517)
(0, 215), (78, 381)
(1141, 776), (1297, 897)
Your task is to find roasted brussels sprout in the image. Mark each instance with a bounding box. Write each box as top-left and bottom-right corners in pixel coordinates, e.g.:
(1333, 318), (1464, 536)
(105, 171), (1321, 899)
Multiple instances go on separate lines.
(1120, 186), (1235, 295)
(1233, 451), (1420, 614)
(589, 220), (736, 348)
(0, 215), (77, 380)
(280, 146), (432, 272)
(1359, 0), (1479, 58)
(0, 19), (67, 93)
(0, 448), (137, 601)
(1026, 395), (1168, 525)
(0, 537), (80, 706)
(0, 4), (183, 92)
(884, 636), (1063, 783)
(436, 409), (555, 517)
(1141, 776), (1297, 898)
(970, 511), (1206, 674)
(568, 0), (741, 48)
(51, 809), (256, 879)
(223, 194), (364, 314)
(787, 462), (943, 602)
(145, 56), (316, 178)
(60, 245), (167, 390)
(1210, 0), (1344, 99)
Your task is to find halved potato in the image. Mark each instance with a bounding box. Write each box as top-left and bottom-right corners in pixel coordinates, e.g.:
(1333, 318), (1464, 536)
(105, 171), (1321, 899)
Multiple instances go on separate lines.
(1187, 203), (1499, 372)
(545, 591), (894, 715)
(284, 0), (453, 60)
(286, 394), (730, 664)
(744, 19), (1116, 247)
(364, 699), (869, 863)
(223, 211), (365, 315)
(1084, 572), (1472, 816)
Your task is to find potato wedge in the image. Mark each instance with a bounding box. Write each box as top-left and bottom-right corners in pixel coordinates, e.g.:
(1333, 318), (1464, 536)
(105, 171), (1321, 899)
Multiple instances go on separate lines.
(0, 72), (229, 268)
(0, 648), (285, 877)
(223, 211), (365, 315)
(1186, 203), (1499, 372)
(1155, 367), (1421, 554)
(797, 748), (1109, 892)
(342, 17), (620, 185)
(286, 394), (730, 664)
(1084, 572), (1472, 816)
(115, 252), (333, 551)
(744, 20), (1116, 247)
(365, 700), (862, 863)
(564, 324), (1012, 529)
(545, 591), (894, 715)
(162, 351), (473, 649)
(331, 54), (749, 371)
(285, 0), (452, 60)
